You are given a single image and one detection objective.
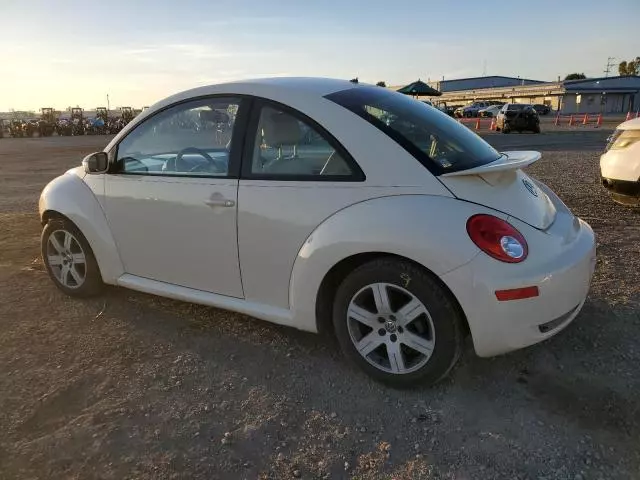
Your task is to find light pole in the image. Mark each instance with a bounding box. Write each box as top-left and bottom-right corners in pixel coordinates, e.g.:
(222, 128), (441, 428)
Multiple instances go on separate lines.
(107, 94), (110, 112)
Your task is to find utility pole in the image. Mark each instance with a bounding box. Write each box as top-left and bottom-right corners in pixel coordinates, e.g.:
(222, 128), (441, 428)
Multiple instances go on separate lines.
(107, 94), (110, 112)
(604, 57), (616, 77)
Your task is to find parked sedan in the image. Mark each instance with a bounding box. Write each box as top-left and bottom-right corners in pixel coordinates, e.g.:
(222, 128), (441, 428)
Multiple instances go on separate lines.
(600, 116), (640, 206)
(455, 102), (490, 118)
(496, 103), (541, 133)
(39, 78), (595, 387)
(478, 105), (502, 117)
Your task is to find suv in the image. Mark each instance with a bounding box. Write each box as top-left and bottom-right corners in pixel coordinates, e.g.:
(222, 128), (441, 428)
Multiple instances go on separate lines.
(496, 103), (540, 134)
(533, 104), (551, 115)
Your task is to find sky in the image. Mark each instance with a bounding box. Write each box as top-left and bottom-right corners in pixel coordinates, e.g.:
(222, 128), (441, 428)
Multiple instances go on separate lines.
(1, 0), (639, 112)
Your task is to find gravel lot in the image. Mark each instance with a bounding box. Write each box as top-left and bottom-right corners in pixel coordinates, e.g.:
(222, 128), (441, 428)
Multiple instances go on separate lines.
(0, 130), (638, 480)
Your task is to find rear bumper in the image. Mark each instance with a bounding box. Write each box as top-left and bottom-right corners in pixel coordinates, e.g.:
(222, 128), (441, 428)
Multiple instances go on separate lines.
(442, 215), (596, 357)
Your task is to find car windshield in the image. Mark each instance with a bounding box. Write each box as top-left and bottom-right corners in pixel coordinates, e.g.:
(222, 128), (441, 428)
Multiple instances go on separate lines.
(326, 86), (502, 174)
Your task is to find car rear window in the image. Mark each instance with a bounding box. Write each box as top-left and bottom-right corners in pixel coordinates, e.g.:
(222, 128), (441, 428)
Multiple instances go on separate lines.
(506, 104), (529, 111)
(326, 87), (502, 174)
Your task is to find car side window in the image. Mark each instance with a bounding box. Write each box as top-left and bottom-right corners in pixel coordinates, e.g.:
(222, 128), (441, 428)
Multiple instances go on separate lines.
(116, 97), (240, 177)
(248, 105), (357, 179)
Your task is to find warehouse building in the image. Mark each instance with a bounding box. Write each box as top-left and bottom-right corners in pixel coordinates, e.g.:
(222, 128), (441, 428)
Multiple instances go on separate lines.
(427, 75), (545, 92)
(400, 75), (640, 114)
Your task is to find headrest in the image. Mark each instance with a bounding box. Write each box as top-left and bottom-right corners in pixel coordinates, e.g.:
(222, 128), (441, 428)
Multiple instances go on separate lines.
(200, 109), (229, 124)
(262, 111), (301, 146)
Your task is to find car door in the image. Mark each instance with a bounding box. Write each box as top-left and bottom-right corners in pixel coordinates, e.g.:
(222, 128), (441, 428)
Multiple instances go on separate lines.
(236, 100), (369, 309)
(104, 96), (248, 297)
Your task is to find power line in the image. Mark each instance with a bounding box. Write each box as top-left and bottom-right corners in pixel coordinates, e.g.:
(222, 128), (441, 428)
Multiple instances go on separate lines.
(604, 57), (616, 77)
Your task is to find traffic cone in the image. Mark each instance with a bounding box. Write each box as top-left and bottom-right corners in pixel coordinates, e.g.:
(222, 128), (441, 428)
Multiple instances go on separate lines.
(569, 115), (575, 126)
(582, 113), (589, 125)
(490, 118), (496, 131)
(626, 111), (632, 121)
(554, 113), (560, 126)
(475, 117), (481, 130)
(596, 114), (602, 127)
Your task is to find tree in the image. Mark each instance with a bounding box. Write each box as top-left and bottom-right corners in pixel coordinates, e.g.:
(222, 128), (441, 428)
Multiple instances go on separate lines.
(618, 58), (640, 76)
(376, 81), (387, 87)
(564, 73), (586, 80)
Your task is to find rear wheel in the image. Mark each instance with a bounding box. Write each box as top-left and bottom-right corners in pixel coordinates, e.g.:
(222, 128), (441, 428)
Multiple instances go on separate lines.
(332, 258), (464, 387)
(533, 124), (541, 133)
(41, 218), (103, 297)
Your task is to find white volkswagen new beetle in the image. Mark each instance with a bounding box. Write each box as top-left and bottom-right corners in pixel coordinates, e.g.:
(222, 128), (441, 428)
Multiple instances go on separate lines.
(39, 78), (596, 386)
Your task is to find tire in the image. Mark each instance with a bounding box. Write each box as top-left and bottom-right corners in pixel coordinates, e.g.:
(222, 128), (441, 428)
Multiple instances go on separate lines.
(332, 258), (464, 388)
(533, 124), (541, 134)
(502, 125), (511, 134)
(41, 218), (104, 297)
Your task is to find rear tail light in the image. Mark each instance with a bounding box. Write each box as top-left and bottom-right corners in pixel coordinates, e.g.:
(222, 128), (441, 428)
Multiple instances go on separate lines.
(466, 214), (528, 263)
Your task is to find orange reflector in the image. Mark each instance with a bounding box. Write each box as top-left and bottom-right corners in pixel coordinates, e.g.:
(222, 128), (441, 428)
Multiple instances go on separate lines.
(495, 286), (539, 301)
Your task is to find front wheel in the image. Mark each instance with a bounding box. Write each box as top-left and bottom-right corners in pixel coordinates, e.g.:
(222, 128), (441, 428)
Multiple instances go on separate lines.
(332, 258), (464, 387)
(41, 218), (104, 297)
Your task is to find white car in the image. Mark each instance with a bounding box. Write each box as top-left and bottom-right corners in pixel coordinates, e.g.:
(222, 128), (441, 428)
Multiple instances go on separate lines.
(600, 117), (640, 206)
(39, 78), (596, 387)
(478, 105), (502, 117)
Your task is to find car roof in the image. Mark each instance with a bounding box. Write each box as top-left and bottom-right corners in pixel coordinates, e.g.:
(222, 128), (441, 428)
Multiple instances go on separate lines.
(164, 77), (362, 105)
(618, 116), (640, 130)
(105, 77), (367, 152)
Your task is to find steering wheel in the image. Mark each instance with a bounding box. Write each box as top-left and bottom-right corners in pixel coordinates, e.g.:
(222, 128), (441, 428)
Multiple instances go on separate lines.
(175, 147), (226, 174)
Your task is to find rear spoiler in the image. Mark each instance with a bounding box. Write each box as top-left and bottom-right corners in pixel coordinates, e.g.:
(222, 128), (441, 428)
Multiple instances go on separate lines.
(441, 151), (541, 177)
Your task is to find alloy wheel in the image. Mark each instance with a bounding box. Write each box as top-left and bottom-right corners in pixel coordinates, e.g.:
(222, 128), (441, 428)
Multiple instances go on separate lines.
(46, 230), (87, 289)
(346, 282), (436, 374)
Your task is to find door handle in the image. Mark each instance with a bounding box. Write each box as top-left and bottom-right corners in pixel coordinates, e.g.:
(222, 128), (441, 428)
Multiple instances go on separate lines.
(205, 192), (235, 208)
(205, 198), (235, 208)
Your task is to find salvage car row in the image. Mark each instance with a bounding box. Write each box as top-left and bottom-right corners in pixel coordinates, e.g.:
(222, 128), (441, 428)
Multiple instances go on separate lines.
(454, 101), (551, 118)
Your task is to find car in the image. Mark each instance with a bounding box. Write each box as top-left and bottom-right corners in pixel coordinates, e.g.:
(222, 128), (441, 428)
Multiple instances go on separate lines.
(600, 116), (640, 206)
(478, 105), (502, 118)
(496, 103), (541, 133)
(435, 103), (456, 117)
(455, 102), (490, 118)
(39, 78), (596, 387)
(533, 104), (551, 115)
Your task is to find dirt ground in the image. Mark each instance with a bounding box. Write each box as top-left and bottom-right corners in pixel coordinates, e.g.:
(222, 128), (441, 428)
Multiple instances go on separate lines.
(0, 131), (638, 480)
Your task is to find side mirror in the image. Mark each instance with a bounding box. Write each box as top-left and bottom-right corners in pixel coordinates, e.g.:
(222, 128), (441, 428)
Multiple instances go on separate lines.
(82, 152), (108, 174)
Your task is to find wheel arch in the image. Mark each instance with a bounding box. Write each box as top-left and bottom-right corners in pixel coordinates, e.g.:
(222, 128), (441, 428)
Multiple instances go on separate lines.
(314, 252), (470, 338)
(287, 195), (484, 336)
(39, 173), (124, 284)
